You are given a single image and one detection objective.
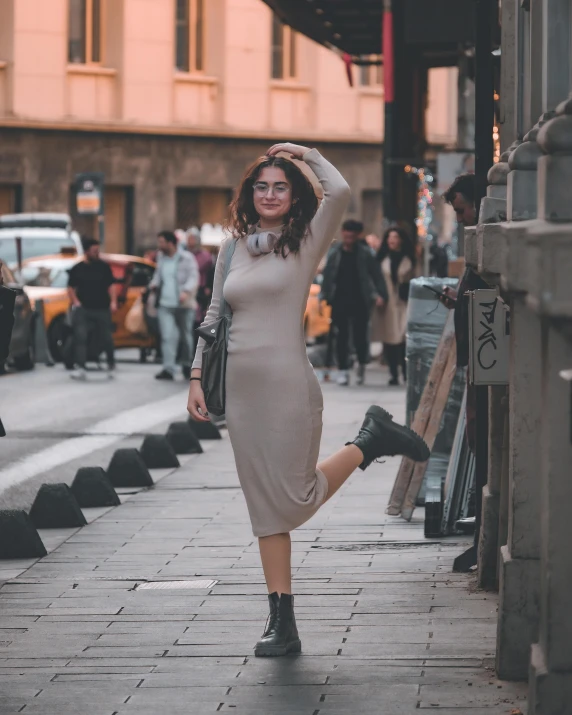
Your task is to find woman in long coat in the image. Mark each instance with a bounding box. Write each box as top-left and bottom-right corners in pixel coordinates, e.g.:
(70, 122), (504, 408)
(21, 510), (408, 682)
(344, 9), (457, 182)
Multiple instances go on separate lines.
(187, 143), (429, 657)
(374, 227), (416, 385)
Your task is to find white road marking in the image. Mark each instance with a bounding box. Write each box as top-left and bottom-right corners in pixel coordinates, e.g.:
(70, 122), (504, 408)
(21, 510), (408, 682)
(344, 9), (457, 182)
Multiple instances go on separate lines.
(0, 393), (189, 492)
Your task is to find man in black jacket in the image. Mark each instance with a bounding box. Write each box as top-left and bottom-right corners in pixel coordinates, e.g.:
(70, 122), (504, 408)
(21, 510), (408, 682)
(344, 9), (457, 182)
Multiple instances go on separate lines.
(321, 220), (388, 386)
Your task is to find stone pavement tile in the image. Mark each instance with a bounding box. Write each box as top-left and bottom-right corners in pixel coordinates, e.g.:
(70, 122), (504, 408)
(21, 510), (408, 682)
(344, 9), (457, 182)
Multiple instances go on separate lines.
(419, 683), (527, 708)
(118, 706), (221, 715)
(136, 669), (242, 687)
(80, 646), (170, 658)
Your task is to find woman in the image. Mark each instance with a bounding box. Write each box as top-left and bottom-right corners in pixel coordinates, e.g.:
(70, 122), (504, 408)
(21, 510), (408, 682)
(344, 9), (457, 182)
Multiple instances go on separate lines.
(188, 143), (429, 657)
(375, 227), (416, 385)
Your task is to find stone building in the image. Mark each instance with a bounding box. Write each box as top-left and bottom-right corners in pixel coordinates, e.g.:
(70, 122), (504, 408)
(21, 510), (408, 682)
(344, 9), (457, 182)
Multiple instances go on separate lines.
(0, 0), (457, 253)
(465, 0), (572, 711)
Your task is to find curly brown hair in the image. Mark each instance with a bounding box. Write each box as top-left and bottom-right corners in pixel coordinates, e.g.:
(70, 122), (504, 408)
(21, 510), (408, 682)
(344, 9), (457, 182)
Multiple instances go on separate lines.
(227, 156), (318, 257)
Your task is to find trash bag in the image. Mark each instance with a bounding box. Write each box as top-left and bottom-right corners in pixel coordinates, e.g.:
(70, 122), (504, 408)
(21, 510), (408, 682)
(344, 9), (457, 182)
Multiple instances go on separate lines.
(125, 296), (148, 336)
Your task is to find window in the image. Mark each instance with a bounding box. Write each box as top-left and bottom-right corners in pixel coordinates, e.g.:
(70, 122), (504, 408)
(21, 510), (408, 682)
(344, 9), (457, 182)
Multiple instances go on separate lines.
(271, 14), (297, 80)
(176, 0), (204, 73)
(359, 58), (383, 88)
(68, 0), (103, 64)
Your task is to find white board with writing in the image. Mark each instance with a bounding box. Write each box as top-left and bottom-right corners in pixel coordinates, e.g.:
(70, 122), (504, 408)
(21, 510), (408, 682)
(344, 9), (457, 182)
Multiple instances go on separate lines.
(468, 289), (509, 385)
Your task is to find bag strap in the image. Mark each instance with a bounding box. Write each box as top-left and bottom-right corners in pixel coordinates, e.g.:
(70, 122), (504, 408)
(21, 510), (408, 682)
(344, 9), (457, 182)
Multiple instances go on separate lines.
(219, 238), (237, 319)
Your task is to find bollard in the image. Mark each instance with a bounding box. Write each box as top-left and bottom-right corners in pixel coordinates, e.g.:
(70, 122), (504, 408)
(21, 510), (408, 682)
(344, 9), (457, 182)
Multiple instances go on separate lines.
(71, 467), (121, 508)
(33, 299), (55, 367)
(187, 419), (222, 440)
(0, 510), (47, 558)
(140, 435), (180, 469)
(166, 422), (203, 455)
(107, 448), (153, 488)
(29, 484), (87, 529)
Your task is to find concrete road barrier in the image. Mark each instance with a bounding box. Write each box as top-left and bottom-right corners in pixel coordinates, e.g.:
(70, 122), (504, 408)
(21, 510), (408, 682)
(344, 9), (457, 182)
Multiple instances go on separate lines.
(29, 484), (87, 529)
(107, 448), (153, 488)
(187, 419), (222, 440)
(0, 510), (47, 558)
(71, 467), (121, 508)
(140, 435), (180, 469)
(166, 422), (203, 455)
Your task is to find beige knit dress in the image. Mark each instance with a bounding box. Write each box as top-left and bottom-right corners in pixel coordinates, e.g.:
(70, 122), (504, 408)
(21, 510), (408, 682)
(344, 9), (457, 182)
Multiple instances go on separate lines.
(192, 149), (351, 537)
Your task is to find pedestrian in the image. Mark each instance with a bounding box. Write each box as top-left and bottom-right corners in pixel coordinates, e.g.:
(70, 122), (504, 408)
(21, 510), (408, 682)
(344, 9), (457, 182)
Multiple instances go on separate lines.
(373, 227), (415, 386)
(365, 232), (382, 255)
(441, 172), (487, 452)
(187, 142), (430, 658)
(186, 227), (215, 342)
(150, 230), (199, 381)
(67, 237), (116, 381)
(321, 219), (388, 386)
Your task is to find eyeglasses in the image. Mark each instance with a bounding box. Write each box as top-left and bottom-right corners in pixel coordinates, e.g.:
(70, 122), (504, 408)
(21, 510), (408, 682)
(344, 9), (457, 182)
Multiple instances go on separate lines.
(253, 182), (291, 198)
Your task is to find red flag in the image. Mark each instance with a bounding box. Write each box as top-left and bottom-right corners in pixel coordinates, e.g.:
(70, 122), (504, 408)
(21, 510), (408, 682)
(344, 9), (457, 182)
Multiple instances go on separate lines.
(342, 53), (353, 87)
(383, 9), (394, 102)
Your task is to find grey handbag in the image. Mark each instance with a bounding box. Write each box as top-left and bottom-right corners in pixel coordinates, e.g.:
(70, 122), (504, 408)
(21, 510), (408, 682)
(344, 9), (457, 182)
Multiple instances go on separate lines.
(195, 239), (237, 417)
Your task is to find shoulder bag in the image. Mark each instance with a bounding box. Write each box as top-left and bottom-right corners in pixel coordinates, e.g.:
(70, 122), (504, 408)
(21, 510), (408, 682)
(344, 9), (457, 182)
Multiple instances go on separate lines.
(195, 239), (237, 417)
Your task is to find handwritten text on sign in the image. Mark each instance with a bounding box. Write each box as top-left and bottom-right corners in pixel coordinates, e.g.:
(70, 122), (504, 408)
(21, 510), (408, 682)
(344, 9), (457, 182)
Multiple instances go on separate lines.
(469, 289), (509, 385)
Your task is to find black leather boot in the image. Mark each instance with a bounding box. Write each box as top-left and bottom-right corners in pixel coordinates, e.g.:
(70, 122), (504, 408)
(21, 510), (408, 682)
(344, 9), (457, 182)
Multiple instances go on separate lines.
(254, 593), (302, 657)
(347, 405), (430, 470)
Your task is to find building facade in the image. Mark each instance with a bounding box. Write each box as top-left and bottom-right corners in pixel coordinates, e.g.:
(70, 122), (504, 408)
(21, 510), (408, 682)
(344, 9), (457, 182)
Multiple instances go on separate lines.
(467, 0), (572, 711)
(0, 0), (457, 253)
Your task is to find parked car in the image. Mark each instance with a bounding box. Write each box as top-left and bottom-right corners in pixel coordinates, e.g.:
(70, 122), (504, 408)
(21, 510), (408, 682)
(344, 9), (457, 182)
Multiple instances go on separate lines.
(0, 261), (36, 371)
(304, 281), (331, 344)
(0, 213), (83, 270)
(19, 253), (156, 363)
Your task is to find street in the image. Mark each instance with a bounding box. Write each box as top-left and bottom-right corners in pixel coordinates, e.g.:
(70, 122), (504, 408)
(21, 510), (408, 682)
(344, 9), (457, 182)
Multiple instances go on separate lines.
(0, 358), (527, 713)
(0, 351), (193, 511)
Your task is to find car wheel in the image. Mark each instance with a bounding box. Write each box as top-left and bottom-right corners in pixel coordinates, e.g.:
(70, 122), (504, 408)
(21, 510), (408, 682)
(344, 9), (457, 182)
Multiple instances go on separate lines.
(48, 316), (69, 363)
(13, 335), (35, 371)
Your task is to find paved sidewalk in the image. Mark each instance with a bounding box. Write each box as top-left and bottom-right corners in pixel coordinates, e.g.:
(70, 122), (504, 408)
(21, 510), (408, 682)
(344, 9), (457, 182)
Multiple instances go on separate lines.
(0, 368), (527, 714)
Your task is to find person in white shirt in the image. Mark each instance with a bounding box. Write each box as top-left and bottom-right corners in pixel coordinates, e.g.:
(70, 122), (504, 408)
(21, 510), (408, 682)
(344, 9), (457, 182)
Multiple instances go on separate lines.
(149, 230), (199, 381)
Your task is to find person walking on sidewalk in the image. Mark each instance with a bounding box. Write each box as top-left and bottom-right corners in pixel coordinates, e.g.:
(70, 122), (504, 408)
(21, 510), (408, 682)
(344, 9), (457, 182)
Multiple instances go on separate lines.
(150, 230), (199, 381)
(373, 227), (415, 386)
(67, 237), (117, 381)
(187, 142), (430, 658)
(186, 227), (214, 346)
(321, 219), (388, 386)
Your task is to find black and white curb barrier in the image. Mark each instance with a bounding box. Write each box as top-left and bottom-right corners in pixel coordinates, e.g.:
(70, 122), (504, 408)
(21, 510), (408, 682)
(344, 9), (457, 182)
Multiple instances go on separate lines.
(107, 448), (153, 488)
(166, 422), (203, 454)
(71, 467), (121, 508)
(0, 510), (47, 558)
(29, 484), (87, 529)
(188, 419), (222, 440)
(140, 434), (180, 469)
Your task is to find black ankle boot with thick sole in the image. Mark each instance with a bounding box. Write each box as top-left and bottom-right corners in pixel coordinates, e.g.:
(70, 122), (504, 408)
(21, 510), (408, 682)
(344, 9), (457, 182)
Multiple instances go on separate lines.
(254, 592), (302, 657)
(347, 405), (430, 470)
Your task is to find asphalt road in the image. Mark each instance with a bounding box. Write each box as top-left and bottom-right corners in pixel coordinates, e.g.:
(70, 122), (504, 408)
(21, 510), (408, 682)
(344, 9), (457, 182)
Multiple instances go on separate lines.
(0, 350), (193, 511)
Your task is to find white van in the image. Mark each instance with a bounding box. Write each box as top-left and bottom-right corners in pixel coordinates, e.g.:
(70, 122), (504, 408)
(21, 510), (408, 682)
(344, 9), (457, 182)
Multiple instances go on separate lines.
(0, 213), (83, 269)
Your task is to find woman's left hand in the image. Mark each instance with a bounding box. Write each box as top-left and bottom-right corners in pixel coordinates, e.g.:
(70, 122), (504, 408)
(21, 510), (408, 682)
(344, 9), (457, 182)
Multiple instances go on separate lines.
(266, 143), (310, 160)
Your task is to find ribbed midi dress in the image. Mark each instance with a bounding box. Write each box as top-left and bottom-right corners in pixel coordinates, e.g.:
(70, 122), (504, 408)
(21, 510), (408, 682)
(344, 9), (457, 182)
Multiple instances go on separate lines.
(192, 149), (351, 537)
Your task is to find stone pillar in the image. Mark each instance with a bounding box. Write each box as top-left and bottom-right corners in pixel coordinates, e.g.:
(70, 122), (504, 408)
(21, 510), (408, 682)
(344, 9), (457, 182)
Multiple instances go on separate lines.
(527, 97), (572, 714)
(477, 384), (508, 590)
(476, 154), (510, 591)
(496, 117), (554, 681)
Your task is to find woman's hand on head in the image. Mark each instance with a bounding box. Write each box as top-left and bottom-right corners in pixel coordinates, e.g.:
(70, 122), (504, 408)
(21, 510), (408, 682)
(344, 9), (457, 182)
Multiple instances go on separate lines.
(187, 380), (210, 422)
(266, 143), (310, 160)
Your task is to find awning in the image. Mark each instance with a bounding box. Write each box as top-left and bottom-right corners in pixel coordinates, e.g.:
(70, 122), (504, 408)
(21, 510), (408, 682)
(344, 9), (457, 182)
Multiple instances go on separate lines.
(262, 0), (382, 57)
(261, 0), (475, 65)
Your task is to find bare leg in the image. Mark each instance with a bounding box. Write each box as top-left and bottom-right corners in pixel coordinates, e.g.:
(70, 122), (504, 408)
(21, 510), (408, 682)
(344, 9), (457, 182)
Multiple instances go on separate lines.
(319, 444), (364, 502)
(258, 532), (292, 594)
(257, 446), (364, 595)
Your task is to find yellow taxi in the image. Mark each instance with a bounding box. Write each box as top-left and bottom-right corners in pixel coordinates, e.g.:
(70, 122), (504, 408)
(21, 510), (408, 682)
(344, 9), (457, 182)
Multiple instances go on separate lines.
(20, 253), (156, 362)
(304, 281), (331, 344)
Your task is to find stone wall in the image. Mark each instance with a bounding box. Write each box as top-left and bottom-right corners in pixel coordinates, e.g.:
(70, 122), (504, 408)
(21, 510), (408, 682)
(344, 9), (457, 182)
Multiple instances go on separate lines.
(0, 128), (383, 251)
